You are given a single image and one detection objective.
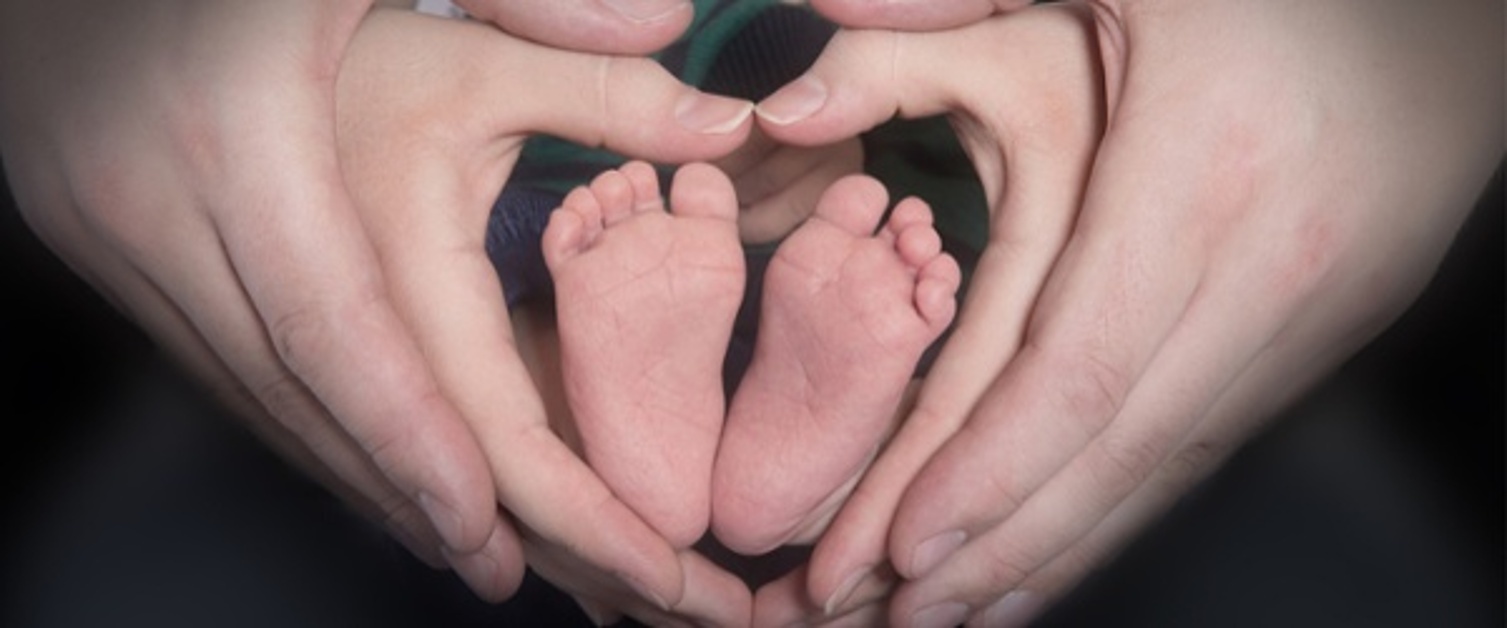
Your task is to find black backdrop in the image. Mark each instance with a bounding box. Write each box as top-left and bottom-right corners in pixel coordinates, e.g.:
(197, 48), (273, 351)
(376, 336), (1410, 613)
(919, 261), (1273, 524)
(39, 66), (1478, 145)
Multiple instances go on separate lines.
(1, 161), (1500, 627)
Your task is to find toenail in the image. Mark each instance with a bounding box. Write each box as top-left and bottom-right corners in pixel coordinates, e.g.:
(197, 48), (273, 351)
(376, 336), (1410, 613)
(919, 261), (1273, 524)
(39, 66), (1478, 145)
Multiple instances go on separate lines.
(602, 0), (690, 23)
(675, 91), (754, 134)
(757, 75), (827, 125)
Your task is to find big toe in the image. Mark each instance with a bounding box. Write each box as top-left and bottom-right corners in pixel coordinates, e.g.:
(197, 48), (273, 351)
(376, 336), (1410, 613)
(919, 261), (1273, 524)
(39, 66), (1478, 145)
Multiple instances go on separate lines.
(669, 162), (738, 222)
(812, 174), (890, 237)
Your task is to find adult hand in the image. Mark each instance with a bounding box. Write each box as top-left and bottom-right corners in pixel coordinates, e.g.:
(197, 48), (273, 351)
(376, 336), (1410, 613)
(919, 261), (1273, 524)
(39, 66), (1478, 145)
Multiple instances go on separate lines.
(0, 0), (529, 598)
(456, 0), (693, 55)
(753, 0), (1503, 625)
(336, 10), (754, 625)
(718, 129), (865, 244)
(0, 0), (741, 613)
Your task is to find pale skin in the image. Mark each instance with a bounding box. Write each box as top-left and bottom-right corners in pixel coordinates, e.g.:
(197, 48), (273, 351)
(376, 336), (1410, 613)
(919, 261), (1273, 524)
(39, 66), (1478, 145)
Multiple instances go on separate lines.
(536, 150), (960, 557)
(542, 161), (746, 548)
(0, 0), (865, 620)
(712, 173), (960, 555)
(10, 0), (1500, 626)
(747, 1), (1503, 626)
(0, 1), (767, 625)
(334, 10), (769, 625)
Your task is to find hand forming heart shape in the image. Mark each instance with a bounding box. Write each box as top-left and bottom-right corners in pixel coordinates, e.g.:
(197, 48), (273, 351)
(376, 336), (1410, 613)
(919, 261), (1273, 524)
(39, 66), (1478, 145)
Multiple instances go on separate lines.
(326, 2), (1507, 627)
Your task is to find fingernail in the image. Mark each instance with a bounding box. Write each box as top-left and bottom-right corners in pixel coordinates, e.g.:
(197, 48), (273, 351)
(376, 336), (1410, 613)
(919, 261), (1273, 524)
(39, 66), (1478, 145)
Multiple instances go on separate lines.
(756, 75), (827, 125)
(622, 573), (673, 612)
(823, 566), (872, 616)
(418, 490), (467, 550)
(386, 520), (445, 569)
(910, 530), (966, 577)
(602, 0), (690, 23)
(443, 544), (500, 599)
(577, 599), (614, 626)
(910, 601), (970, 628)
(676, 91), (754, 134)
(979, 591), (1044, 628)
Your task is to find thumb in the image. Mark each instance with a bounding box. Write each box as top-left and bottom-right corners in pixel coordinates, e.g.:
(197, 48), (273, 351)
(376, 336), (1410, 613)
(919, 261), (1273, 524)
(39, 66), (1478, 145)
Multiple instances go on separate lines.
(457, 0), (692, 55)
(752, 27), (957, 147)
(432, 14), (754, 164)
(343, 11), (753, 167)
(810, 0), (1031, 31)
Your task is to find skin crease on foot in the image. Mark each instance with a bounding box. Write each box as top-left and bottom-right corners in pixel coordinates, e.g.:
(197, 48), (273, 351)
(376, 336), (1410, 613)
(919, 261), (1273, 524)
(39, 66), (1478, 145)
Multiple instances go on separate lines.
(713, 174), (962, 556)
(539, 158), (961, 562)
(542, 161), (747, 548)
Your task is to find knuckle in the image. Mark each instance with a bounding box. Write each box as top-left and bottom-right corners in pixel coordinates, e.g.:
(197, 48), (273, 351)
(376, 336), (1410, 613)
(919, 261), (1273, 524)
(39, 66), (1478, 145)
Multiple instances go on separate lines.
(266, 288), (386, 384)
(977, 464), (1025, 518)
(267, 304), (337, 377)
(595, 55), (658, 146)
(976, 543), (1033, 590)
(253, 369), (323, 436)
(1038, 346), (1133, 430)
(1161, 438), (1229, 490)
(1085, 432), (1165, 500)
(1041, 542), (1105, 593)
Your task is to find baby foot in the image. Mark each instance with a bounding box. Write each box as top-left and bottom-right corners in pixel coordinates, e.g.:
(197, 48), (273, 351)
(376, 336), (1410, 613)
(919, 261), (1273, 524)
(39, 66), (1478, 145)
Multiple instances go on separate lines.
(712, 175), (960, 554)
(542, 161), (745, 547)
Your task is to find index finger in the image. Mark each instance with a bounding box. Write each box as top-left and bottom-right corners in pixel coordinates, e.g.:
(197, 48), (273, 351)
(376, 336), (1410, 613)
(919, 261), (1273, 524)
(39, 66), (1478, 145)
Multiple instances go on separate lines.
(458, 0), (692, 55)
(206, 77), (499, 557)
(809, 0), (1030, 31)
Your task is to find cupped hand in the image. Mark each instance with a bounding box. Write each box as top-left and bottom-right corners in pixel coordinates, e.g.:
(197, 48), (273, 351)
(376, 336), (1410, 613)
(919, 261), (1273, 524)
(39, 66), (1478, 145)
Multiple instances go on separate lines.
(0, 0), (528, 598)
(336, 10), (755, 625)
(716, 128), (865, 245)
(753, 0), (1502, 625)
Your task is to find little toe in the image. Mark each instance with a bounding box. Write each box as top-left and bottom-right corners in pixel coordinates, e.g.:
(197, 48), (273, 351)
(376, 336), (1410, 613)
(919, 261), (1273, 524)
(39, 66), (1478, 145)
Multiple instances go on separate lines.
(590, 169), (637, 226)
(542, 187), (602, 268)
(668, 162), (738, 222)
(620, 160), (667, 214)
(812, 174), (890, 237)
(915, 253), (962, 329)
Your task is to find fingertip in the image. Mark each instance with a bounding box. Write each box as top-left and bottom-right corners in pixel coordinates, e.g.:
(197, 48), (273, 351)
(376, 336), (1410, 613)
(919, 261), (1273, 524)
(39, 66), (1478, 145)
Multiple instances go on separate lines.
(809, 0), (1006, 30)
(445, 521), (527, 603)
(755, 75), (829, 127)
(383, 516), (447, 570)
(974, 590), (1047, 628)
(601, 61), (753, 160)
(574, 596), (622, 627)
(805, 517), (892, 617)
(675, 90), (756, 135)
(417, 490), (477, 552)
(459, 0), (693, 55)
(756, 28), (949, 147)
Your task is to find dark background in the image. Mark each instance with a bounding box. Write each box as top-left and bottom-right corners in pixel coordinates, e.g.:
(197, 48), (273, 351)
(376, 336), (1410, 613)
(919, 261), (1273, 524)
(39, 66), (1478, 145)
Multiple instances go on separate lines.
(1, 160), (1500, 627)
